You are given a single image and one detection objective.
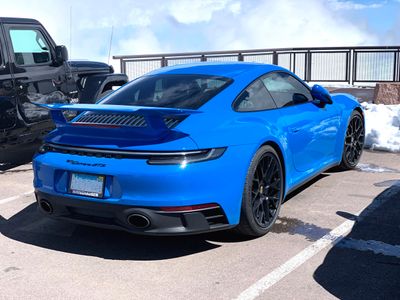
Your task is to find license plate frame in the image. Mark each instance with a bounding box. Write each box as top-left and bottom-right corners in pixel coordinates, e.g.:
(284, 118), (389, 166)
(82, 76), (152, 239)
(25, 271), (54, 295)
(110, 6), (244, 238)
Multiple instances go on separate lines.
(68, 172), (105, 198)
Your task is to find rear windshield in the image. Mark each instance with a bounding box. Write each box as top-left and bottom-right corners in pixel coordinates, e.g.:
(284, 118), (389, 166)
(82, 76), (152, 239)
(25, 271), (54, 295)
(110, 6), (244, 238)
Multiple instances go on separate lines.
(101, 74), (232, 109)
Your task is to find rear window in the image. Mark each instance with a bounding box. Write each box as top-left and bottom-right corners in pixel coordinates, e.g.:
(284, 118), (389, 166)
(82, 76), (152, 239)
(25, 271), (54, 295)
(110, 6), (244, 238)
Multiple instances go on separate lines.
(101, 74), (232, 109)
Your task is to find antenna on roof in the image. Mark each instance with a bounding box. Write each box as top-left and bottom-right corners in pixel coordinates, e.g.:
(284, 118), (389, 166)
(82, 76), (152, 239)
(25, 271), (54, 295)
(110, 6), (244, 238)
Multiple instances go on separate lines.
(107, 25), (114, 65)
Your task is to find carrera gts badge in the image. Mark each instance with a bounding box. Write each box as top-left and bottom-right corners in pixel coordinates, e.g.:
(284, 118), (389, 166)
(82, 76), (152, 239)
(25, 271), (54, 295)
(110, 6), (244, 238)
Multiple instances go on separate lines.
(66, 160), (106, 167)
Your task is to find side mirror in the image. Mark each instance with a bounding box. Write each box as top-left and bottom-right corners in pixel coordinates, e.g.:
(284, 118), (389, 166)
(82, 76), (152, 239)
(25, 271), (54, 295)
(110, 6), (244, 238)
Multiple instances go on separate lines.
(311, 84), (332, 105)
(55, 45), (68, 65)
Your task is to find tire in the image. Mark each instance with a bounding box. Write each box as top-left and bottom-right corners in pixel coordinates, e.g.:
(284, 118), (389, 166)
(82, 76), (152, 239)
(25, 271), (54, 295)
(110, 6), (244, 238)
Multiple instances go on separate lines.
(236, 145), (284, 237)
(339, 110), (365, 170)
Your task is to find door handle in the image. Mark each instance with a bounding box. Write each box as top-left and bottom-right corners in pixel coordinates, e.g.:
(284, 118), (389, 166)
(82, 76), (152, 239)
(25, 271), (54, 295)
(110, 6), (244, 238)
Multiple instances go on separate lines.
(52, 78), (63, 86)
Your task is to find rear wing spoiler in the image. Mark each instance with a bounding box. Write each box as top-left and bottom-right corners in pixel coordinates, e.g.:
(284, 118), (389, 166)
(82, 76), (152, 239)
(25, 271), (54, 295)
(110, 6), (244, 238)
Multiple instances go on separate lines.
(33, 103), (201, 132)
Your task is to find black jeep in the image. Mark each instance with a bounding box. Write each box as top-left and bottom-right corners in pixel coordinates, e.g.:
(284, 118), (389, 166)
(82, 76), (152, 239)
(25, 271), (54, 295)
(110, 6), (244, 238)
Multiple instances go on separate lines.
(0, 17), (128, 158)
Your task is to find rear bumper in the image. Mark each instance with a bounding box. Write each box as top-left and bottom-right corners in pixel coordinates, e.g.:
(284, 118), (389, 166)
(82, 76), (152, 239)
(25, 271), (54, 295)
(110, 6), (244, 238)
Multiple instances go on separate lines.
(33, 144), (256, 226)
(35, 190), (233, 235)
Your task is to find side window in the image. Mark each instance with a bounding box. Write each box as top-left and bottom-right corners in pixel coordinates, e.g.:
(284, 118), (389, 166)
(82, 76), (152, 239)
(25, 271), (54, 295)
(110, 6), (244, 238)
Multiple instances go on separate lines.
(261, 72), (313, 108)
(234, 79), (277, 112)
(9, 28), (51, 65)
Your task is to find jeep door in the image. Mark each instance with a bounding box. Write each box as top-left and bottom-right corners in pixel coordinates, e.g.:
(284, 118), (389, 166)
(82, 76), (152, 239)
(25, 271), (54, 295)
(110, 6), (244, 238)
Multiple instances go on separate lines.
(3, 23), (72, 124)
(0, 25), (16, 131)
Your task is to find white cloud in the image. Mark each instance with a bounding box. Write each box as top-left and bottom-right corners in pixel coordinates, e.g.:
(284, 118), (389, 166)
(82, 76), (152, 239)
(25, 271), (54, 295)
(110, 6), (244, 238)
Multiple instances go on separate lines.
(116, 28), (165, 54)
(327, 0), (384, 10)
(0, 0), (387, 74)
(229, 1), (242, 15)
(127, 9), (153, 27)
(168, 0), (233, 24)
(77, 6), (153, 29)
(203, 0), (378, 50)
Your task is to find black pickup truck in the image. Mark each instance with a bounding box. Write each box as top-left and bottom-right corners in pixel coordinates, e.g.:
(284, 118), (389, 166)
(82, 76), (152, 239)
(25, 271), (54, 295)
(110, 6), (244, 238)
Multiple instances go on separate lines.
(0, 17), (128, 152)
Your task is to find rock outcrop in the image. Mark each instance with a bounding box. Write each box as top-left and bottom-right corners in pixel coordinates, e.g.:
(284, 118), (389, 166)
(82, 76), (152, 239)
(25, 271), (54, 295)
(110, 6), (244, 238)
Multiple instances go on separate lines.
(374, 83), (400, 104)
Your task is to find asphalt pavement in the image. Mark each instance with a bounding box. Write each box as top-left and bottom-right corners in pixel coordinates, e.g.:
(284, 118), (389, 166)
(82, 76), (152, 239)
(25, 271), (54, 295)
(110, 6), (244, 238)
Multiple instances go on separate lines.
(1, 150), (399, 299)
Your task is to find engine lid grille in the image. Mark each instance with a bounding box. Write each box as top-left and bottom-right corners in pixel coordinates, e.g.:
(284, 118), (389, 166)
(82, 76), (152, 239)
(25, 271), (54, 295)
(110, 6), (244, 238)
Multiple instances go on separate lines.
(73, 113), (182, 129)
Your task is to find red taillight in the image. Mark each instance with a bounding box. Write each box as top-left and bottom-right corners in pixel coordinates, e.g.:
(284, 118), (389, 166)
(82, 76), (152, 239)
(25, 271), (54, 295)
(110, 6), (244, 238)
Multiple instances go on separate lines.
(159, 203), (219, 212)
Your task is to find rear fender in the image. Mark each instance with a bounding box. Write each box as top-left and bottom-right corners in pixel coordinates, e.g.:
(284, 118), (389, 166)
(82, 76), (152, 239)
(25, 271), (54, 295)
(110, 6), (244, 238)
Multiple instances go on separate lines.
(331, 93), (363, 159)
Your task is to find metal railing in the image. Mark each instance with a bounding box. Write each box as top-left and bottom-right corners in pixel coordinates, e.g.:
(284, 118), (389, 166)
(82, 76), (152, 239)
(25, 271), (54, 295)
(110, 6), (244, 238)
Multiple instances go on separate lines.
(113, 46), (400, 84)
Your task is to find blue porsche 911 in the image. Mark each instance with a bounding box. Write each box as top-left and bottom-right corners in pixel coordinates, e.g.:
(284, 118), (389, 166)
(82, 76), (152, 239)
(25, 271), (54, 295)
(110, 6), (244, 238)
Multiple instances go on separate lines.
(33, 62), (364, 237)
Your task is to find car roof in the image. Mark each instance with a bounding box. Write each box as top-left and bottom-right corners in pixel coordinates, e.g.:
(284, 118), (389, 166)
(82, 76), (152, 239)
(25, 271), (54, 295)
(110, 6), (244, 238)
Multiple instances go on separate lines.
(146, 62), (286, 78)
(0, 17), (40, 25)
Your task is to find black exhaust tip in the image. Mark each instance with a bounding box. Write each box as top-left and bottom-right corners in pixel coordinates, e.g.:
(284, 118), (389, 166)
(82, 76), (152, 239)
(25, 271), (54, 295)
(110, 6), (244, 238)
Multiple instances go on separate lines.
(39, 200), (53, 214)
(127, 214), (151, 229)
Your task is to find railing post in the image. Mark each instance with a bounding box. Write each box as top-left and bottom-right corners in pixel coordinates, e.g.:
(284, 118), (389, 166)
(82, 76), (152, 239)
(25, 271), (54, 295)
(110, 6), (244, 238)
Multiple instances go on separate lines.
(392, 51), (397, 82)
(120, 59), (126, 74)
(351, 50), (357, 86)
(397, 49), (400, 81)
(345, 51), (350, 84)
(293, 53), (296, 74)
(393, 50), (399, 82)
(395, 50), (398, 81)
(272, 51), (278, 65)
(161, 57), (168, 67)
(305, 51), (312, 82)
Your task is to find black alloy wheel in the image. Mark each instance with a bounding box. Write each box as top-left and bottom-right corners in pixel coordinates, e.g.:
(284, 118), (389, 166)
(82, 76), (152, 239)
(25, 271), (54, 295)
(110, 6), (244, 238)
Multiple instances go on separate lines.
(340, 111), (365, 170)
(237, 145), (284, 237)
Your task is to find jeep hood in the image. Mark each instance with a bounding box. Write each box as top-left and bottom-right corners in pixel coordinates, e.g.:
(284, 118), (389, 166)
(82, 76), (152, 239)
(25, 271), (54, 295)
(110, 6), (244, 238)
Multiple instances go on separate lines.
(67, 60), (112, 75)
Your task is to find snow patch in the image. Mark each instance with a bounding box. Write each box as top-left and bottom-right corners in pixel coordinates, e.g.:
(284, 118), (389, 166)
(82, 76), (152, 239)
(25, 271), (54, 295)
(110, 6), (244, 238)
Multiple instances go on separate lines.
(361, 102), (400, 152)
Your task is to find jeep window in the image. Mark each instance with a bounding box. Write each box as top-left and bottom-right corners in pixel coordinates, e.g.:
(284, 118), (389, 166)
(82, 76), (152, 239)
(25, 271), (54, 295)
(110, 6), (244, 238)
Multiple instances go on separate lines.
(101, 74), (232, 109)
(9, 29), (51, 65)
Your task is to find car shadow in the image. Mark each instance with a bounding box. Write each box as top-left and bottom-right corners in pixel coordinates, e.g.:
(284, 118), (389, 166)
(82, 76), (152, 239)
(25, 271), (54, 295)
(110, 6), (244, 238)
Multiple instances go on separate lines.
(0, 203), (224, 261)
(313, 184), (400, 299)
(0, 171), (336, 255)
(0, 166), (351, 259)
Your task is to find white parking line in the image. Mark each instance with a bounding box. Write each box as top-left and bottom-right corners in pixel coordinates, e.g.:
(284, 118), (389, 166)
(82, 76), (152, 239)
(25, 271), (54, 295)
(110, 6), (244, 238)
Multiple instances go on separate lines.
(0, 190), (34, 205)
(235, 219), (355, 300)
(235, 187), (395, 300)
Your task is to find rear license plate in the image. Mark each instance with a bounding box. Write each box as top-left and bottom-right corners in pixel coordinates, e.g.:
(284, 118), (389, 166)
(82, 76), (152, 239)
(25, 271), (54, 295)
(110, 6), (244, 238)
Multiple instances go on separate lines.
(69, 173), (105, 198)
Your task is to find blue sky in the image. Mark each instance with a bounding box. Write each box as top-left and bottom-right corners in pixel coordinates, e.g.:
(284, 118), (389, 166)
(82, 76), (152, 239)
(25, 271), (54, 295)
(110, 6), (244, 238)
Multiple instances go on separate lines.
(2, 0), (399, 71)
